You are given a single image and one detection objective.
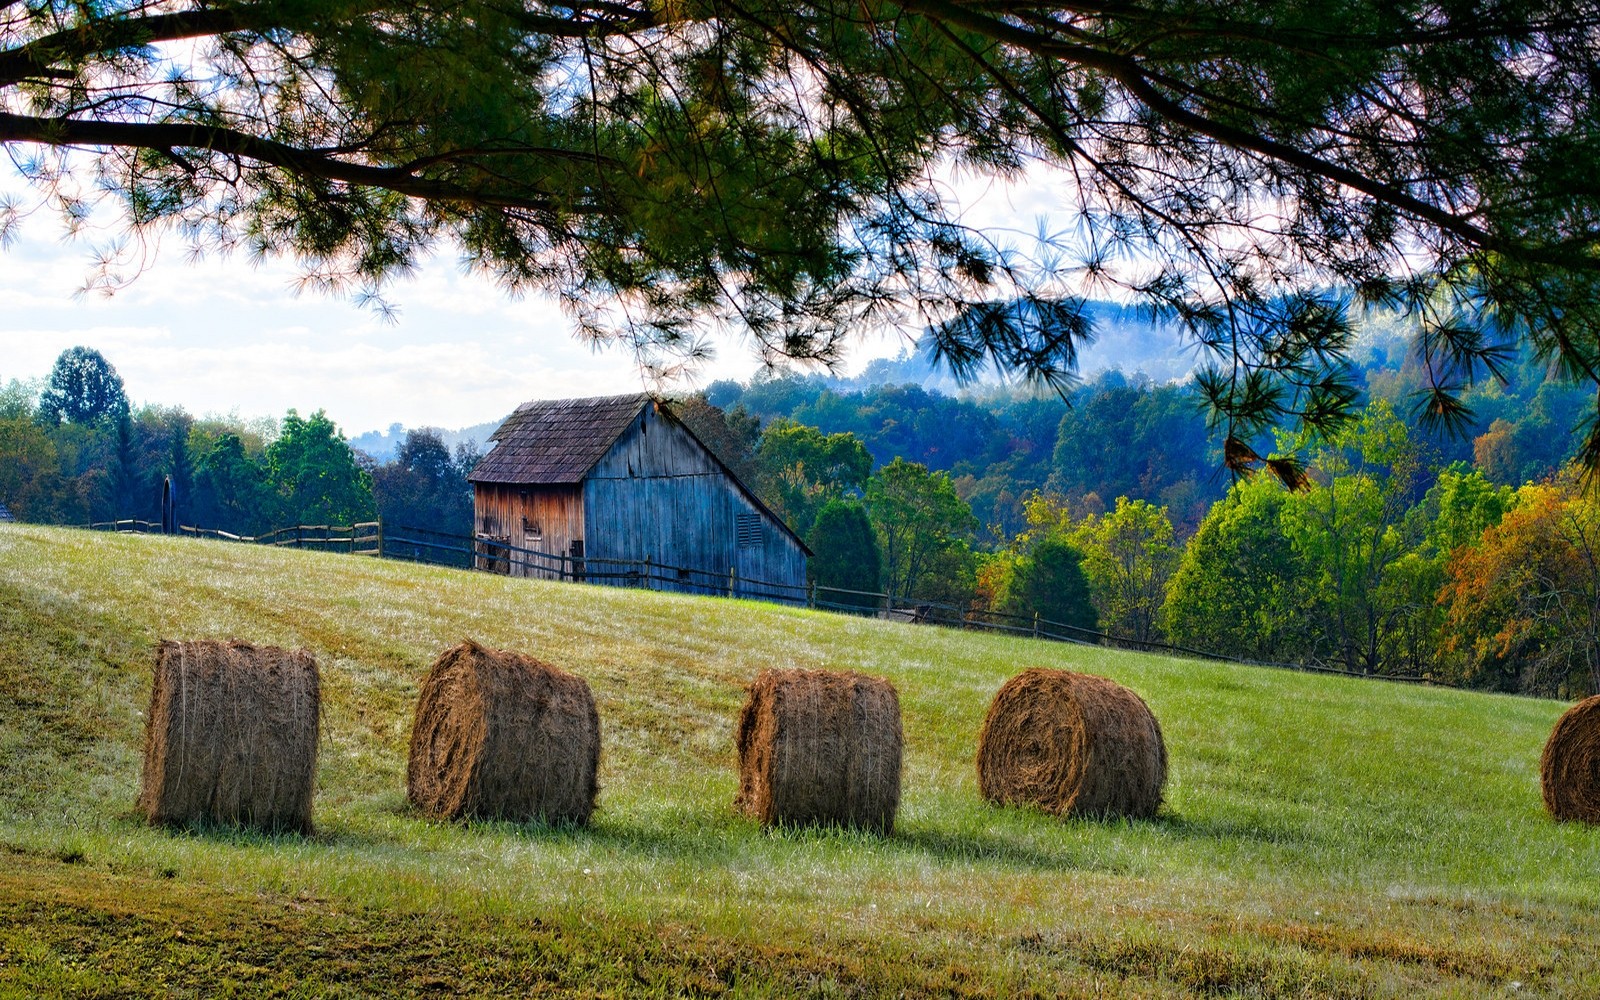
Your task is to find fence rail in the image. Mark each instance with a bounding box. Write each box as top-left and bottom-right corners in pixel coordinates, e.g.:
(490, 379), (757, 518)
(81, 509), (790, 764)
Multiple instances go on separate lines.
(83, 516), (1437, 687)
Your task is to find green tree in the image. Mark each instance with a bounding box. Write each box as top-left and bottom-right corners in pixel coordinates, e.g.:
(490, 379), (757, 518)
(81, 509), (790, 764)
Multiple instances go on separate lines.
(1006, 537), (1098, 636)
(36, 347), (129, 427)
(0, 414), (59, 520)
(191, 432), (280, 535)
(1377, 465), (1518, 674)
(754, 419), (873, 538)
(371, 428), (474, 537)
(1066, 497), (1179, 644)
(865, 458), (978, 599)
(266, 410), (376, 526)
(1436, 474), (1600, 696)
(806, 500), (882, 612)
(1278, 401), (1421, 674)
(1162, 475), (1312, 662)
(5, 3), (1600, 467)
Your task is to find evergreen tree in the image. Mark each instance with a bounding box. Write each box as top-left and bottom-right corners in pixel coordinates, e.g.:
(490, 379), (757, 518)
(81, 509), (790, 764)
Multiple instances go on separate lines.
(5, 4), (1600, 465)
(806, 499), (883, 611)
(1007, 537), (1098, 636)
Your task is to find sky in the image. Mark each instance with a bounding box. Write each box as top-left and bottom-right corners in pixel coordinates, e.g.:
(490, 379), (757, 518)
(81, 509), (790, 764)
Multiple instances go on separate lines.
(0, 169), (1070, 438)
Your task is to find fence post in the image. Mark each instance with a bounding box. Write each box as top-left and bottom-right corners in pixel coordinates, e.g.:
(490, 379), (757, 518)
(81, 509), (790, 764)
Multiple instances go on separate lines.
(643, 554), (652, 590)
(809, 580), (816, 609)
(1033, 611), (1040, 638)
(376, 518), (384, 559)
(882, 591), (891, 618)
(728, 566), (735, 598)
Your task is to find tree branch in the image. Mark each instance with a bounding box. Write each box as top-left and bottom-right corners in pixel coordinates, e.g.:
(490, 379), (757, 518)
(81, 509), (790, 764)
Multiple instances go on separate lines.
(0, 111), (562, 213)
(893, 0), (1600, 271)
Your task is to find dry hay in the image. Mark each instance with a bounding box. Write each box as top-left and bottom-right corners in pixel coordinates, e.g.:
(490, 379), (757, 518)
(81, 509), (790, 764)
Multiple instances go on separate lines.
(1541, 694), (1600, 823)
(734, 668), (902, 834)
(138, 639), (320, 833)
(976, 668), (1166, 820)
(407, 640), (599, 825)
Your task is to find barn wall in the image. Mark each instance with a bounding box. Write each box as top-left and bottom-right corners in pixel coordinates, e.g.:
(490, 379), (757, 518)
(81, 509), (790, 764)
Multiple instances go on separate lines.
(583, 406), (808, 600)
(472, 482), (583, 579)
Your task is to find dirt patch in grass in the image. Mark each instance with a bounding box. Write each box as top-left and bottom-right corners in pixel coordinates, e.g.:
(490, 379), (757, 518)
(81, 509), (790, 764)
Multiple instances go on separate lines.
(0, 855), (1050, 999)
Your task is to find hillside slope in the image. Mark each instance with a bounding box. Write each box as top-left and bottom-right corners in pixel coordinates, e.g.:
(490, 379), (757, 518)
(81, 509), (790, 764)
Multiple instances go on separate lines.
(0, 524), (1595, 998)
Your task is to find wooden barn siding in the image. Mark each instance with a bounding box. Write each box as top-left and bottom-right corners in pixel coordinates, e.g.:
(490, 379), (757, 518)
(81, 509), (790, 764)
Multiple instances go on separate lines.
(472, 482), (583, 579)
(584, 408), (808, 600)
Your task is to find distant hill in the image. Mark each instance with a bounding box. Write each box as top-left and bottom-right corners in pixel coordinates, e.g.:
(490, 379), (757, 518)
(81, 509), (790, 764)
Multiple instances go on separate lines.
(824, 299), (1197, 393)
(349, 417), (505, 461)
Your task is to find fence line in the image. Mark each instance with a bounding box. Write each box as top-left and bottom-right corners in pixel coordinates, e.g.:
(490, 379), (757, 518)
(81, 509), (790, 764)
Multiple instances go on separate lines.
(84, 517), (1437, 687)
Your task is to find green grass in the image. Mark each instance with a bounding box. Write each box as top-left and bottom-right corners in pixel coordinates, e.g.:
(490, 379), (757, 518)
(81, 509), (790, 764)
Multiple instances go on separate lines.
(1, 522), (1597, 997)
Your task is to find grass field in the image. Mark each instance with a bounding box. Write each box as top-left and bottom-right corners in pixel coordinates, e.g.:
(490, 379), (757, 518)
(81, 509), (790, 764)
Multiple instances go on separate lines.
(1, 522), (1596, 998)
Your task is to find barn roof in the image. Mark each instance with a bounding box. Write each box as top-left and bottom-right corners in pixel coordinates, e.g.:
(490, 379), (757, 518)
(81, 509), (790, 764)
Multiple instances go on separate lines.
(469, 393), (651, 485)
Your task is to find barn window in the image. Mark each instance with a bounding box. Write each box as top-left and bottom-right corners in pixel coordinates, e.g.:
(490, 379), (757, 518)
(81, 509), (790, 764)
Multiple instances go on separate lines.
(522, 516), (542, 540)
(736, 512), (762, 549)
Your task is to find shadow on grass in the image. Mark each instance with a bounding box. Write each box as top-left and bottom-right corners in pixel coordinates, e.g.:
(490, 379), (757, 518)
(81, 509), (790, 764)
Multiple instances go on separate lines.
(123, 791), (1314, 880)
(889, 824), (1123, 874)
(1151, 812), (1318, 849)
(279, 798), (1122, 875)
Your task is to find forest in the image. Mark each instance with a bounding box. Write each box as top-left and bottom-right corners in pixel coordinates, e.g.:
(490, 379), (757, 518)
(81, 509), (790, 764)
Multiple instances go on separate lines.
(2, 323), (1595, 699)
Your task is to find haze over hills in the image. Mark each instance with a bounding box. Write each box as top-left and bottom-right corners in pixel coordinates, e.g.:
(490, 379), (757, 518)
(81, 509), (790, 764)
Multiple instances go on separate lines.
(349, 418), (506, 462)
(350, 299), (1201, 457)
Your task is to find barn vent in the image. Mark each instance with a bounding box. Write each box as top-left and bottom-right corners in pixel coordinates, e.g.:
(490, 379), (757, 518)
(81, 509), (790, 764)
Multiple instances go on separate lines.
(736, 512), (762, 549)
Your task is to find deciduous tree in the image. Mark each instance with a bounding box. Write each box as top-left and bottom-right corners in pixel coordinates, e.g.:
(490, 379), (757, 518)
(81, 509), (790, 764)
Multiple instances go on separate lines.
(754, 419), (873, 538)
(865, 457), (977, 599)
(1066, 497), (1178, 644)
(266, 410), (375, 527)
(1162, 475), (1312, 662)
(36, 348), (129, 427)
(371, 428), (474, 536)
(1438, 473), (1600, 696)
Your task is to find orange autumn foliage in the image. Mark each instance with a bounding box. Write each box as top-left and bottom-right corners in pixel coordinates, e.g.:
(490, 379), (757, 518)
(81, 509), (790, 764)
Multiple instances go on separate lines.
(1437, 476), (1600, 696)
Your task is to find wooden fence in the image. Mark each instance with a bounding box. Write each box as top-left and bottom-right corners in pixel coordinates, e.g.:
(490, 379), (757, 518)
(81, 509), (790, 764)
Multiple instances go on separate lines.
(83, 516), (1436, 686)
(91, 519), (382, 555)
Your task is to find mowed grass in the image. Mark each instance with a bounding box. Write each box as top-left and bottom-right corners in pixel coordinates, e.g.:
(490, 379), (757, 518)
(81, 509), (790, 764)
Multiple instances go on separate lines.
(0, 522), (1596, 998)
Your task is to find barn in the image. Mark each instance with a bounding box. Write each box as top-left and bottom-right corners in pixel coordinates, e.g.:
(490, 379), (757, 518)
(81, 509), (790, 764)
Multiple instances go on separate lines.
(468, 394), (810, 601)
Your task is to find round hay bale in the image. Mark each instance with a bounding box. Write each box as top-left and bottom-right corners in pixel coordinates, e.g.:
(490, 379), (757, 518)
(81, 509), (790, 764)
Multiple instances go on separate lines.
(1541, 694), (1600, 823)
(734, 668), (902, 834)
(407, 640), (600, 825)
(138, 639), (320, 834)
(976, 668), (1166, 820)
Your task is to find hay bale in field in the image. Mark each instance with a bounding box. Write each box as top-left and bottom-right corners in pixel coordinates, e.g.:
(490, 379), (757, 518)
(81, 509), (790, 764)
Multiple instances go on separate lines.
(734, 668), (902, 834)
(976, 668), (1166, 820)
(407, 640), (599, 825)
(138, 639), (320, 833)
(1541, 694), (1600, 823)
